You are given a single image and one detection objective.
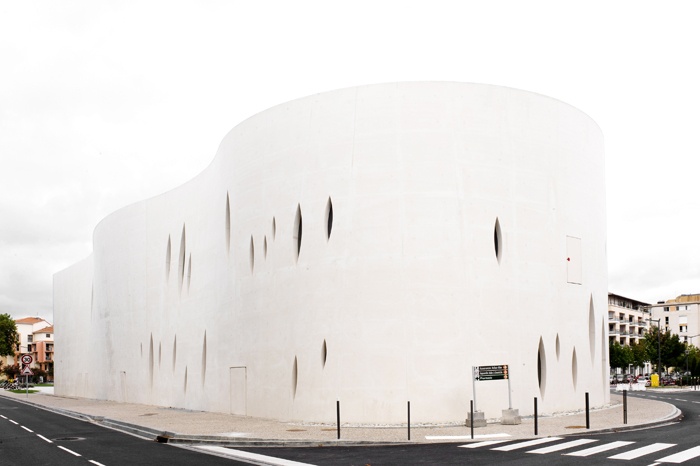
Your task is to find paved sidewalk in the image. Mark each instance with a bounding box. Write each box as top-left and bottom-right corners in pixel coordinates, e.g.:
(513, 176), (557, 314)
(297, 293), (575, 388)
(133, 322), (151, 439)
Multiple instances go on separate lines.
(0, 388), (683, 446)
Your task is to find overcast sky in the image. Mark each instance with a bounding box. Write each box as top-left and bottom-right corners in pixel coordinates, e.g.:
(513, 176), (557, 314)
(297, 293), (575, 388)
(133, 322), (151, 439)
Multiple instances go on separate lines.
(2, 1), (699, 322)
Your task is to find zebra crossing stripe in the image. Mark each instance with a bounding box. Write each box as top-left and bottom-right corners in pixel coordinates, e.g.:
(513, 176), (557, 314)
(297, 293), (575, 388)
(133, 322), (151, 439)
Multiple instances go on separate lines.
(492, 437), (563, 451)
(608, 443), (676, 460)
(459, 440), (509, 449)
(527, 439), (598, 454)
(655, 445), (700, 463)
(565, 440), (635, 457)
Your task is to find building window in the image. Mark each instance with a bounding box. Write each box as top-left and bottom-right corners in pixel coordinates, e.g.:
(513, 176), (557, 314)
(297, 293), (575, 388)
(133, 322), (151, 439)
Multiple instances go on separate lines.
(27, 335), (33, 343)
(665, 316), (670, 325)
(46, 333), (51, 338)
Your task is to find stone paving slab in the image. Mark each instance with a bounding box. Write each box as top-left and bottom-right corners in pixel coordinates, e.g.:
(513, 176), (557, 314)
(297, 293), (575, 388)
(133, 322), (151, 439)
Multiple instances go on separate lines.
(0, 389), (683, 446)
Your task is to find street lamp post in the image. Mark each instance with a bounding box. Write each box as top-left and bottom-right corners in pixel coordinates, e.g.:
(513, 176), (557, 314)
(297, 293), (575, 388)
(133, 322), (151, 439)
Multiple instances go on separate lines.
(648, 317), (661, 376)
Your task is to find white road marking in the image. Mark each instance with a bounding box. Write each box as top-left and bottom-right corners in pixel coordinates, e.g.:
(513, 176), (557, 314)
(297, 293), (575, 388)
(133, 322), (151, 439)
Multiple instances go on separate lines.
(89, 460), (106, 466)
(58, 446), (82, 457)
(527, 439), (597, 454)
(37, 434), (53, 443)
(655, 446), (700, 463)
(427, 433), (511, 440)
(459, 440), (510, 448)
(0, 415), (6, 419)
(566, 440), (635, 457)
(9, 419), (18, 425)
(674, 399), (687, 402)
(608, 443), (675, 460)
(492, 437), (563, 451)
(21, 425), (33, 432)
(196, 446), (316, 466)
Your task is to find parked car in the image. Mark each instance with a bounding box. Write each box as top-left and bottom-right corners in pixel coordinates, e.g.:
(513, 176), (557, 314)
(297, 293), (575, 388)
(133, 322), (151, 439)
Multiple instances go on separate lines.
(636, 376), (650, 387)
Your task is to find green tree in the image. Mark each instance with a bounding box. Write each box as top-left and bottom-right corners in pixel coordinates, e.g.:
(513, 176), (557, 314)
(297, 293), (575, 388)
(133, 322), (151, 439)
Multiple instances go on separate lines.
(630, 340), (648, 368)
(0, 313), (19, 357)
(643, 326), (686, 373)
(609, 340), (631, 370)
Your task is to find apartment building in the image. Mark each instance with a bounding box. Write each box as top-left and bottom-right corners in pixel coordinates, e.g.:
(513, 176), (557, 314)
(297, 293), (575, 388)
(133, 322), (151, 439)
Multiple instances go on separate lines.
(608, 293), (651, 346)
(28, 325), (54, 379)
(649, 294), (700, 346)
(13, 317), (53, 374)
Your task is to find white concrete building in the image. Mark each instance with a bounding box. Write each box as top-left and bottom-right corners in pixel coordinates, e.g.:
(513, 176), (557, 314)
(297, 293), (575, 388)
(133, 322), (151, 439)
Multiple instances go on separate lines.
(54, 82), (608, 424)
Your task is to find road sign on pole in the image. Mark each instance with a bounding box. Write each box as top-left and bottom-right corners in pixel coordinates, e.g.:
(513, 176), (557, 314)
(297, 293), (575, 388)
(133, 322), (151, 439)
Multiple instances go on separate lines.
(474, 365), (509, 381)
(21, 365), (33, 376)
(21, 354), (33, 365)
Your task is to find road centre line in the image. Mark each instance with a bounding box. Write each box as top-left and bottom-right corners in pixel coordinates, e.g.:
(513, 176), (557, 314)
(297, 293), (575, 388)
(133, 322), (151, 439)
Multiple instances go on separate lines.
(21, 425), (33, 432)
(58, 445), (82, 457)
(37, 434), (53, 443)
(89, 460), (106, 466)
(9, 419), (18, 424)
(0, 415), (6, 419)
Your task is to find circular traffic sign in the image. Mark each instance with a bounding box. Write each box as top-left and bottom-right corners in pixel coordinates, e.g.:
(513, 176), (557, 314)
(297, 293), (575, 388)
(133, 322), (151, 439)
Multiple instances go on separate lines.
(21, 354), (32, 365)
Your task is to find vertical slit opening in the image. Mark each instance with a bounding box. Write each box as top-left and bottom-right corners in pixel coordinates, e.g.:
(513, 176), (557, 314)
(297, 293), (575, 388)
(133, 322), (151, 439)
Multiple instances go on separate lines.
(322, 340), (327, 368)
(272, 217), (276, 240)
(292, 356), (298, 399)
(166, 236), (172, 280)
(225, 193), (231, 256)
(325, 197), (333, 241)
(184, 366), (188, 394)
(149, 334), (154, 389)
(172, 335), (177, 372)
(187, 254), (192, 292)
(555, 334), (561, 360)
(538, 337), (547, 398)
(494, 218), (502, 264)
(264, 236), (268, 259)
(589, 295), (596, 363)
(572, 347), (578, 389)
(202, 331), (207, 385)
(250, 236), (255, 273)
(293, 205), (302, 261)
(158, 342), (162, 368)
(178, 225), (186, 290)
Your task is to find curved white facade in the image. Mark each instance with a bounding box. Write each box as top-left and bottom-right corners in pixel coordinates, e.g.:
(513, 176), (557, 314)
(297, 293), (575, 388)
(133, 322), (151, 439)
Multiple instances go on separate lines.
(54, 82), (608, 424)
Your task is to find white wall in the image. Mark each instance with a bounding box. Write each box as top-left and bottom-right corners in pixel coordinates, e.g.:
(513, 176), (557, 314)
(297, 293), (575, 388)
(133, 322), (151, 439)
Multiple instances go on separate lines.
(54, 82), (608, 423)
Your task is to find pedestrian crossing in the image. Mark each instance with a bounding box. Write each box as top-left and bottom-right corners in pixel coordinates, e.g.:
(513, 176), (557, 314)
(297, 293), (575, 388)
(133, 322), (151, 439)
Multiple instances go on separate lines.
(459, 437), (700, 463)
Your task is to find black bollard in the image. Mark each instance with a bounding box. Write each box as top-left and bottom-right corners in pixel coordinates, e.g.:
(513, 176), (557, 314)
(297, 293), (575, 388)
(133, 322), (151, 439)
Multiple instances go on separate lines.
(585, 392), (590, 429)
(534, 397), (538, 435)
(407, 401), (411, 441)
(336, 400), (341, 440)
(623, 389), (627, 424)
(470, 400), (474, 439)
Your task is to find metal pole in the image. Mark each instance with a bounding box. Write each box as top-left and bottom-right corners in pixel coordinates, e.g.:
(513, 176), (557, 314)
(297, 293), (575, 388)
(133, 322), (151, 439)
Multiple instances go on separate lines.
(407, 401), (411, 441)
(472, 366), (477, 412)
(470, 400), (474, 440)
(336, 400), (340, 440)
(623, 390), (627, 424)
(534, 397), (538, 435)
(585, 392), (590, 429)
(507, 375), (512, 410)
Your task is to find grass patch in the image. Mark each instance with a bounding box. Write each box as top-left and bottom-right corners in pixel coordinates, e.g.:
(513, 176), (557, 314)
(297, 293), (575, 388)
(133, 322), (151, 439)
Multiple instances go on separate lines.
(34, 383), (53, 387)
(9, 389), (39, 394)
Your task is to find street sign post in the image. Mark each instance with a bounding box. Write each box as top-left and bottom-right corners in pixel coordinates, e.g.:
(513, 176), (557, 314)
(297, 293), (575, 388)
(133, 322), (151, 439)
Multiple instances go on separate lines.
(21, 354), (33, 365)
(472, 364), (513, 410)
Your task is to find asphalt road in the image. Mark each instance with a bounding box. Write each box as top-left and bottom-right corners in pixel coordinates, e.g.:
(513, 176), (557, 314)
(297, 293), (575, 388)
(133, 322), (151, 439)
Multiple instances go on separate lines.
(235, 389), (700, 465)
(0, 396), (246, 465)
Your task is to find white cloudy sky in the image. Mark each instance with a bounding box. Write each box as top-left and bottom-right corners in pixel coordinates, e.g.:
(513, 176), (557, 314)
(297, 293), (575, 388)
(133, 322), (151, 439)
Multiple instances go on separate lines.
(1, 1), (699, 322)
